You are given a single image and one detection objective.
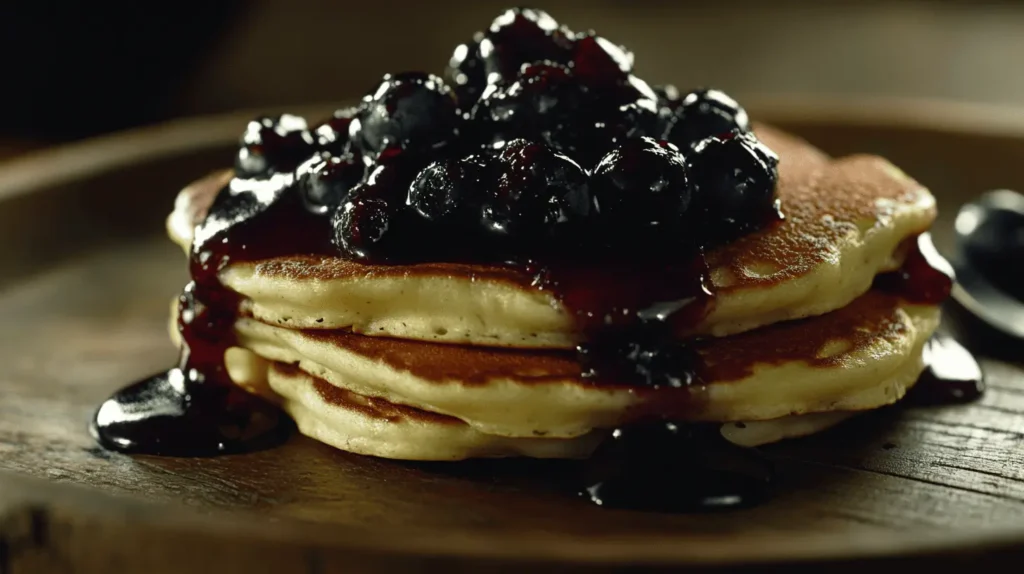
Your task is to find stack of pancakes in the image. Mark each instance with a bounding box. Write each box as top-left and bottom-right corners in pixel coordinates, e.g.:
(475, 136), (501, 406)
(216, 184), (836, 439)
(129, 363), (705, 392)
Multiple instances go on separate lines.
(166, 125), (941, 460)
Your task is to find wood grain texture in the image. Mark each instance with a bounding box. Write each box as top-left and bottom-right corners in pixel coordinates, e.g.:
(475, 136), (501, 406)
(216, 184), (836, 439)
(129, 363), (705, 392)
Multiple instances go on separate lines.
(1, 98), (1024, 572)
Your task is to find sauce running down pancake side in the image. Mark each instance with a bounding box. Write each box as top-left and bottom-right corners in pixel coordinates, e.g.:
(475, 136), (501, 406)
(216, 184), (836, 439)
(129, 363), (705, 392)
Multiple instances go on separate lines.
(874, 233), (984, 405)
(92, 171), (979, 512)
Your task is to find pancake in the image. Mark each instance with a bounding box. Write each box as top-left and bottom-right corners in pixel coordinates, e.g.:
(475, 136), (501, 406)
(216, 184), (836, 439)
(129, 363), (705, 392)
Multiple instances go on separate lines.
(224, 289), (939, 441)
(229, 355), (859, 458)
(167, 125), (936, 349)
(257, 360), (603, 460)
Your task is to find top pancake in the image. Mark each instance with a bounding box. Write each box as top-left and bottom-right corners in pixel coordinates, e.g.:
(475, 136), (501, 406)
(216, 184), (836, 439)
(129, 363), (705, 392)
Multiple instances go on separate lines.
(168, 125), (936, 349)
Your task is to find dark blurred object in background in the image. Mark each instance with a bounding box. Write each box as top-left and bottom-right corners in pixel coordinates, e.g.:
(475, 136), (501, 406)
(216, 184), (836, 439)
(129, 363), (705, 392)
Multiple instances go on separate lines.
(0, 1), (242, 140)
(3, 0), (1024, 146)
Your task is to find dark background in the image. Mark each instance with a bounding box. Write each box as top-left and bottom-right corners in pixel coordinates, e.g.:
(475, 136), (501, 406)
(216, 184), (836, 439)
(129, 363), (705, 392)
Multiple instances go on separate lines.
(2, 0), (1024, 148)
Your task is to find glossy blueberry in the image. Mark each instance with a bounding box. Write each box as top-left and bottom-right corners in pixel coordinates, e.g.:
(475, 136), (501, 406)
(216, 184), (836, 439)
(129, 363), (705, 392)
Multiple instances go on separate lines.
(350, 72), (459, 156)
(235, 114), (315, 178)
(446, 34), (487, 110)
(570, 32), (633, 83)
(686, 131), (779, 239)
(479, 7), (574, 82)
(654, 84), (681, 104)
(296, 153), (365, 214)
(590, 137), (691, 235)
(312, 108), (357, 157)
(653, 84), (682, 136)
(407, 155), (494, 223)
(481, 139), (590, 241)
(363, 146), (437, 203)
(331, 189), (393, 260)
(665, 88), (750, 148)
(616, 99), (660, 138)
(471, 62), (583, 148)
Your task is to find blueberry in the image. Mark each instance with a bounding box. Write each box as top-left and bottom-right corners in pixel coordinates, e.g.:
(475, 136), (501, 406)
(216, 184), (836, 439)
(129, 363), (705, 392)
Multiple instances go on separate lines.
(481, 139), (590, 241)
(654, 84), (681, 104)
(570, 32), (633, 83)
(446, 34), (487, 111)
(350, 72), (459, 156)
(408, 155), (494, 223)
(686, 132), (779, 240)
(562, 100), (659, 172)
(296, 153), (365, 214)
(363, 147), (437, 204)
(331, 190), (393, 260)
(313, 108), (357, 157)
(590, 137), (691, 237)
(479, 7), (574, 83)
(616, 99), (660, 138)
(235, 114), (315, 178)
(665, 88), (750, 148)
(574, 77), (661, 168)
(614, 74), (659, 107)
(471, 62), (584, 149)
(579, 334), (699, 389)
(653, 84), (682, 136)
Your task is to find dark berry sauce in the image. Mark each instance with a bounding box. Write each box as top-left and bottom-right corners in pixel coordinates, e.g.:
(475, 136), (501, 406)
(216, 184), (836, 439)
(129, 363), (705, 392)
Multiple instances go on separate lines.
(906, 334), (985, 406)
(871, 233), (985, 406)
(874, 232), (955, 306)
(530, 251), (714, 389)
(580, 423), (773, 512)
(91, 174), (335, 455)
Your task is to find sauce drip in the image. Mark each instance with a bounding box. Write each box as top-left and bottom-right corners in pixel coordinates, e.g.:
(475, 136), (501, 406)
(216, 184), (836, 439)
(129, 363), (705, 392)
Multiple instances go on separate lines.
(530, 248), (714, 389)
(907, 334), (985, 406)
(874, 232), (954, 305)
(579, 422), (773, 512)
(91, 174), (334, 455)
(871, 233), (986, 406)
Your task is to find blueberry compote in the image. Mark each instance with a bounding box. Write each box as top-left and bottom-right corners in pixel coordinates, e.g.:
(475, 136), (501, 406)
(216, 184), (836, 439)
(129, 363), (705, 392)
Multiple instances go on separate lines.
(91, 7), (964, 513)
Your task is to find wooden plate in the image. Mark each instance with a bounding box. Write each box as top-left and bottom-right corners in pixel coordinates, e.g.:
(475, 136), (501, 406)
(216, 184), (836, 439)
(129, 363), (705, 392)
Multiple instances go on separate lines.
(2, 98), (1023, 573)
